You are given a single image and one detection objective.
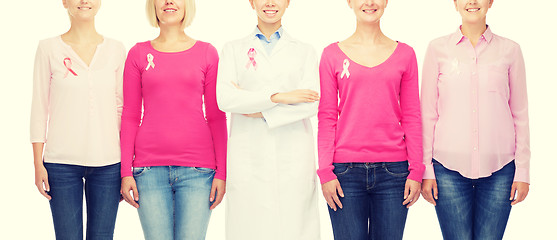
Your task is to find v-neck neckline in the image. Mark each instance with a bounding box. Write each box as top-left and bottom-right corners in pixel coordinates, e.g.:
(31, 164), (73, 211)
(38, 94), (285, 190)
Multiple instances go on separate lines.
(336, 41), (400, 70)
(58, 35), (105, 69)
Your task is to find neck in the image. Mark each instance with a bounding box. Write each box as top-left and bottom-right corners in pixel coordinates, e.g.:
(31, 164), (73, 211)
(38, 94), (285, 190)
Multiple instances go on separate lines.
(65, 19), (99, 42)
(352, 21), (385, 43)
(461, 20), (487, 42)
(157, 24), (188, 42)
(257, 19), (281, 40)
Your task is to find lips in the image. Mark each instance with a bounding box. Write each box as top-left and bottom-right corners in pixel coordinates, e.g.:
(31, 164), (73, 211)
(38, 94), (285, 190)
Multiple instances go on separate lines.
(263, 10), (278, 15)
(466, 8), (480, 12)
(164, 8), (177, 12)
(363, 9), (377, 13)
(77, 6), (92, 10)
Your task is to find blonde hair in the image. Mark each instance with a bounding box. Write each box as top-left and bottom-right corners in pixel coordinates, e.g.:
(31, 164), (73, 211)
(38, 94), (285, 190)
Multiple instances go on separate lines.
(145, 0), (196, 29)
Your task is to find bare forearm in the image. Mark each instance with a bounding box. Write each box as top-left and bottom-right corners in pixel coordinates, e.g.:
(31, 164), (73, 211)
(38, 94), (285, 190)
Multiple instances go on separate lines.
(32, 143), (44, 166)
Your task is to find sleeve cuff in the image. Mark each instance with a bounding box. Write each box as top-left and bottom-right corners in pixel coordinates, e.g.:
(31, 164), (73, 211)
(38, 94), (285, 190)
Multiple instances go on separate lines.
(317, 167), (337, 184)
(422, 163), (436, 180)
(513, 167), (530, 184)
(407, 169), (424, 183)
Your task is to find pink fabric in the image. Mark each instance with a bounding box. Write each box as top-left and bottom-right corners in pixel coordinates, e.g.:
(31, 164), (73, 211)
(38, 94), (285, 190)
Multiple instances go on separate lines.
(421, 27), (530, 183)
(120, 41), (227, 179)
(317, 42), (424, 184)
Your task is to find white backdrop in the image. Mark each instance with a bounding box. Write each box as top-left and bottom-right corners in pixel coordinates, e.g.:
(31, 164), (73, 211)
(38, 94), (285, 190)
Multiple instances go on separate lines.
(1, 0), (556, 239)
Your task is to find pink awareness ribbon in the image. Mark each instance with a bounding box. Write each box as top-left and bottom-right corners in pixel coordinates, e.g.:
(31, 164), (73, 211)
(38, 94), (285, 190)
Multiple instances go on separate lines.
(245, 48), (257, 70)
(63, 58), (78, 78)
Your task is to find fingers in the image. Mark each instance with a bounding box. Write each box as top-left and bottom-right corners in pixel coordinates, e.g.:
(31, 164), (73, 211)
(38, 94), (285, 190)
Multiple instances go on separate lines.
(322, 180), (343, 211)
(231, 81), (241, 89)
(121, 178), (140, 208)
(422, 191), (435, 206)
(509, 184), (517, 201)
(209, 184), (217, 203)
(337, 184), (345, 198)
(332, 193), (343, 210)
(511, 183), (529, 206)
(36, 179), (51, 200)
(511, 190), (527, 205)
(403, 180), (421, 208)
(433, 183), (439, 200)
(403, 183), (411, 205)
(210, 186), (225, 210)
(407, 190), (420, 208)
(324, 195), (337, 211)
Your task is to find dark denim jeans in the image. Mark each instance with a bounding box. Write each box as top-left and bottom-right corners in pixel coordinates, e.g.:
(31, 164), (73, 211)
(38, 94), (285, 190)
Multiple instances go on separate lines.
(328, 161), (409, 240)
(45, 162), (121, 240)
(433, 159), (515, 240)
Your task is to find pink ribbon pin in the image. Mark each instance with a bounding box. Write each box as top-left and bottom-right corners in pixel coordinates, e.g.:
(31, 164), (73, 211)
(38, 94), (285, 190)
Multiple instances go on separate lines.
(246, 48), (257, 70)
(63, 58), (78, 78)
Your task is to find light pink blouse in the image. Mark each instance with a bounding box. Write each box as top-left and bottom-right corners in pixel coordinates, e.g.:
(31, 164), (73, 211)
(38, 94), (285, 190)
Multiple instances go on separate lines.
(421, 27), (530, 183)
(30, 36), (126, 167)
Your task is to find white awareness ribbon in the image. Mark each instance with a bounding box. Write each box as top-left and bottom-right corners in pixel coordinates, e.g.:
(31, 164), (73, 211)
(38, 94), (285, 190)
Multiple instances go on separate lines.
(146, 53), (155, 70)
(341, 59), (350, 79)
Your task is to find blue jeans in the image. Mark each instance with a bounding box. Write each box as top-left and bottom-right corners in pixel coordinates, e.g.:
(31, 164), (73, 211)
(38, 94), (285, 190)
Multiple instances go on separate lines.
(45, 162), (121, 240)
(328, 161), (409, 240)
(134, 166), (215, 240)
(433, 159), (515, 240)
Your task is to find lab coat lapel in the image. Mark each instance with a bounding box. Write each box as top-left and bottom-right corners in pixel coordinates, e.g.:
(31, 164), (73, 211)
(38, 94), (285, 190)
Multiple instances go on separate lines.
(270, 30), (294, 57)
(247, 35), (270, 62)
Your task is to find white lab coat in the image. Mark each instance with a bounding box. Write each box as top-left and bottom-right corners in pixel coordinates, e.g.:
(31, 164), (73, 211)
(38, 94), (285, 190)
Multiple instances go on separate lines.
(217, 29), (320, 240)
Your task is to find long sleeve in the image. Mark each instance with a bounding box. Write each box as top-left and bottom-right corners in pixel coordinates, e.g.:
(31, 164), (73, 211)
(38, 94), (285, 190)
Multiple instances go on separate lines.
(30, 42), (51, 143)
(204, 44), (228, 180)
(261, 48), (319, 129)
(115, 44), (126, 131)
(420, 43), (439, 180)
(400, 48), (424, 183)
(508, 45), (530, 183)
(216, 43), (278, 114)
(120, 45), (143, 177)
(316, 49), (338, 184)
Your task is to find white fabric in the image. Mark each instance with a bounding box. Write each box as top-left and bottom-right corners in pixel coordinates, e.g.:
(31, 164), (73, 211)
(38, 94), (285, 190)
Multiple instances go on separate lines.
(217, 29), (321, 240)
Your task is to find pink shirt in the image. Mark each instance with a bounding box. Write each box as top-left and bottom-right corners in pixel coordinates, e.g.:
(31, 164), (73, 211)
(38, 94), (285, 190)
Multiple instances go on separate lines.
(421, 27), (530, 183)
(120, 41), (227, 179)
(317, 42), (424, 184)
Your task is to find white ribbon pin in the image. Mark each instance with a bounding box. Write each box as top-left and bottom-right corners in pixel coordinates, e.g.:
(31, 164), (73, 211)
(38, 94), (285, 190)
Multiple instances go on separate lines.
(341, 59), (350, 79)
(146, 53), (155, 70)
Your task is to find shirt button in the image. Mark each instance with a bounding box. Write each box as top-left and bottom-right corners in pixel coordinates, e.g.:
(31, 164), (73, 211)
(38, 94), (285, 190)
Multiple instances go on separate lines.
(473, 147), (478, 151)
(472, 57), (476, 61)
(472, 109), (477, 113)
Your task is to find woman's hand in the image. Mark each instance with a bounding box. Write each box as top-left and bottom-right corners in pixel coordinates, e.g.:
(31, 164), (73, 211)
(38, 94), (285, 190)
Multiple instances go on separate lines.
(421, 179), (438, 206)
(243, 112), (264, 118)
(209, 179), (226, 210)
(34, 164), (51, 200)
(121, 176), (139, 208)
(403, 179), (421, 208)
(271, 90), (320, 104)
(321, 179), (344, 211)
(510, 181), (529, 205)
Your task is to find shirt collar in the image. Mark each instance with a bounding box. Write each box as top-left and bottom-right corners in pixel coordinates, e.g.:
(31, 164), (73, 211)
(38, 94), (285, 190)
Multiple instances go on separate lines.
(253, 26), (283, 42)
(451, 25), (494, 45)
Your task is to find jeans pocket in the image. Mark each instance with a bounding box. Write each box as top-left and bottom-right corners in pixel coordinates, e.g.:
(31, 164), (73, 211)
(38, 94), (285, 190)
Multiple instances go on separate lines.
(332, 163), (351, 176)
(193, 167), (216, 174)
(133, 167), (149, 177)
(383, 162), (410, 177)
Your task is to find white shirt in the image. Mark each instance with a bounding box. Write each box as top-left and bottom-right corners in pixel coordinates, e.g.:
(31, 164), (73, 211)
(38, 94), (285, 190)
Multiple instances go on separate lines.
(30, 36), (126, 166)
